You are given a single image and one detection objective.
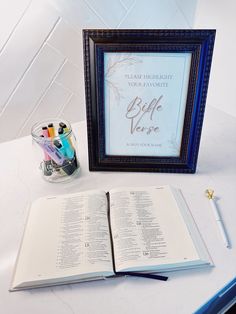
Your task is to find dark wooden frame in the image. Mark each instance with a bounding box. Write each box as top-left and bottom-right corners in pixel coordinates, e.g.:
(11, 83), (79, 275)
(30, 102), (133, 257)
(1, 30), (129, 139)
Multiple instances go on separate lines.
(83, 29), (215, 173)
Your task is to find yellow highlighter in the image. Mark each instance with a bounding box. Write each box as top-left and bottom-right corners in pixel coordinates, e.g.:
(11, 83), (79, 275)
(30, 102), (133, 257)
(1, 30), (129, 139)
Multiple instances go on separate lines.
(59, 122), (73, 148)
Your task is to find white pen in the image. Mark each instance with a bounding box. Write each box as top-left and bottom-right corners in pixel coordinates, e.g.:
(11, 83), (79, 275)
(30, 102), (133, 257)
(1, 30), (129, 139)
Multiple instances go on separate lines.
(205, 189), (230, 248)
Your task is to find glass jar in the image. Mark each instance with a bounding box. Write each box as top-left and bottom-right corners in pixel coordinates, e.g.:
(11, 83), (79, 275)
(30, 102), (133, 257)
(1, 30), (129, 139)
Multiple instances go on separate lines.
(31, 119), (80, 182)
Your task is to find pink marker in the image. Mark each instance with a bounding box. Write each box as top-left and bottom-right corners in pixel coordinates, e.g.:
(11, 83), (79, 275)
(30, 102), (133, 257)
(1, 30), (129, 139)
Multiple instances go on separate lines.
(42, 126), (51, 161)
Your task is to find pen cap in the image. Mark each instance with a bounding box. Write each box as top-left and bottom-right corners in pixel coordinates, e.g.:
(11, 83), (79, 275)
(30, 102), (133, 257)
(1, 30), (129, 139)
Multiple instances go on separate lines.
(48, 123), (56, 138)
(31, 118), (80, 183)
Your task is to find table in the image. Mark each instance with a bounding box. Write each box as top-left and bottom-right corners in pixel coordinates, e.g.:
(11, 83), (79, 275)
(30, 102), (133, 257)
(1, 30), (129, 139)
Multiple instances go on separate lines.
(0, 105), (235, 314)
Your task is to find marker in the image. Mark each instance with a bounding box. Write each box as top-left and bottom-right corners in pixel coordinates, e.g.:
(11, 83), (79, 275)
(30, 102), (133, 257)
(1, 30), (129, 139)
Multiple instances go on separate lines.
(58, 127), (74, 159)
(59, 122), (79, 169)
(42, 126), (51, 161)
(38, 139), (76, 175)
(48, 123), (55, 139)
(53, 139), (77, 175)
(42, 126), (49, 138)
(39, 139), (67, 166)
(59, 122), (69, 133)
(39, 135), (52, 176)
(59, 122), (73, 147)
(53, 140), (66, 157)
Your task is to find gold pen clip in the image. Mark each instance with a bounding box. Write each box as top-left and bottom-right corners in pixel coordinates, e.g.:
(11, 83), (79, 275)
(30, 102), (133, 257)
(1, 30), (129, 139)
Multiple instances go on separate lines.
(205, 189), (214, 200)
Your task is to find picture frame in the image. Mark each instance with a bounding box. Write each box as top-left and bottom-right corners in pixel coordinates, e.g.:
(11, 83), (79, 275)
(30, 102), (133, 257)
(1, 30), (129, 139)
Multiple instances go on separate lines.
(83, 29), (215, 173)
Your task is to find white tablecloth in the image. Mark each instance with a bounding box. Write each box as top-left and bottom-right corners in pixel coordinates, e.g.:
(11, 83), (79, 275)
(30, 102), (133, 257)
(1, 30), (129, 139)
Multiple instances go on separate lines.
(0, 105), (235, 314)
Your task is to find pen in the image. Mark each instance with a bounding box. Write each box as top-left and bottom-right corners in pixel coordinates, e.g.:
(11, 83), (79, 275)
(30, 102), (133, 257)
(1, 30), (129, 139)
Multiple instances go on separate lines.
(205, 189), (230, 248)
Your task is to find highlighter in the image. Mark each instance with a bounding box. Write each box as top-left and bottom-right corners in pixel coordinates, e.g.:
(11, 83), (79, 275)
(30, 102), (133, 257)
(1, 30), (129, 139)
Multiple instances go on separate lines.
(58, 127), (74, 159)
(39, 135), (52, 176)
(53, 139), (77, 175)
(42, 126), (51, 160)
(59, 122), (78, 169)
(59, 122), (73, 147)
(48, 123), (55, 138)
(38, 139), (67, 166)
(53, 140), (66, 157)
(59, 122), (69, 133)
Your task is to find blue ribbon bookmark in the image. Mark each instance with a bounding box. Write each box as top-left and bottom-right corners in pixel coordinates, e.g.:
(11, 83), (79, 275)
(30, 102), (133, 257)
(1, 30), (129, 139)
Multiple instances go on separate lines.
(117, 272), (168, 281)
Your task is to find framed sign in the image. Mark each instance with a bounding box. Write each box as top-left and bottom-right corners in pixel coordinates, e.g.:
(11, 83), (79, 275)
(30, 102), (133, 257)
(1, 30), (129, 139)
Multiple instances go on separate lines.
(83, 29), (215, 173)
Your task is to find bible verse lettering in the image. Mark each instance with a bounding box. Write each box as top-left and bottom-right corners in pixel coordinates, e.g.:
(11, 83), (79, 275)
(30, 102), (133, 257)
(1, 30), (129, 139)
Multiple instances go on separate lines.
(125, 96), (163, 135)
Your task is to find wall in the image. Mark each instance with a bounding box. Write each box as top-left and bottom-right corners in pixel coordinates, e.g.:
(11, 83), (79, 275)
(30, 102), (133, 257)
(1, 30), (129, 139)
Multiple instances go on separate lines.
(194, 0), (236, 118)
(0, 0), (197, 142)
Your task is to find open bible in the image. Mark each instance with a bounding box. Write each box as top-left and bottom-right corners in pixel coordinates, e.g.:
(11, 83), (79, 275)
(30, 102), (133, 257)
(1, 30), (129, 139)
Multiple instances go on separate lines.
(10, 186), (212, 291)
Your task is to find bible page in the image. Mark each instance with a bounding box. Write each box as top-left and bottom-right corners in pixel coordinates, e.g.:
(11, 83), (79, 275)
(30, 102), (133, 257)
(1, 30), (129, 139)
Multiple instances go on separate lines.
(11, 190), (114, 290)
(109, 186), (201, 272)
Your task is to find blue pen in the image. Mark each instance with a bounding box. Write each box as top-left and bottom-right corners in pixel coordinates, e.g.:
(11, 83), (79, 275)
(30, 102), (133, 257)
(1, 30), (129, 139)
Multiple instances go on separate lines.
(58, 127), (74, 159)
(194, 277), (236, 314)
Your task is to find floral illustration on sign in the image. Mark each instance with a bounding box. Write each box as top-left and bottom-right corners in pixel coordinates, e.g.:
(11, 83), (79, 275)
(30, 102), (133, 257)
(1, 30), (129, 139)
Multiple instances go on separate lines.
(105, 53), (142, 105)
(168, 133), (180, 155)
